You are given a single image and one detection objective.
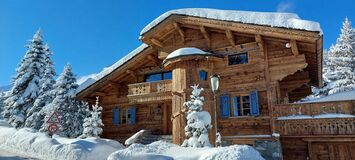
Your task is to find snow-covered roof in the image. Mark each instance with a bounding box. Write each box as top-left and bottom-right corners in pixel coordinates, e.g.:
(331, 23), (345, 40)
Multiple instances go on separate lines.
(164, 47), (213, 62)
(140, 8), (323, 36)
(76, 44), (149, 94)
(302, 90), (355, 103)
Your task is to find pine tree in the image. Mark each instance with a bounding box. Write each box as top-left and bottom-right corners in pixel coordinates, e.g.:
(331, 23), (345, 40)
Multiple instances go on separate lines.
(24, 44), (56, 129)
(182, 84), (212, 148)
(80, 97), (104, 138)
(323, 18), (355, 95)
(2, 30), (47, 128)
(40, 64), (84, 137)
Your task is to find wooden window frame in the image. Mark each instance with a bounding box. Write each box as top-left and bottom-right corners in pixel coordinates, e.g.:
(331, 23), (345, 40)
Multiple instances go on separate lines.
(232, 94), (252, 117)
(227, 52), (249, 66)
(120, 107), (132, 125)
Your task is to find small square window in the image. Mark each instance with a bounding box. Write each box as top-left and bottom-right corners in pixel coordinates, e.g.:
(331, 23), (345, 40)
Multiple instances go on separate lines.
(228, 53), (248, 65)
(199, 70), (208, 81)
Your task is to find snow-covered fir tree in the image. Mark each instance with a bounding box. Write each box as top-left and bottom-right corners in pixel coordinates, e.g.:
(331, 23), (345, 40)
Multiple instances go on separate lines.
(0, 92), (6, 119)
(40, 64), (86, 137)
(182, 84), (212, 148)
(80, 97), (104, 138)
(25, 44), (56, 129)
(303, 18), (355, 101)
(2, 30), (47, 128)
(325, 18), (355, 94)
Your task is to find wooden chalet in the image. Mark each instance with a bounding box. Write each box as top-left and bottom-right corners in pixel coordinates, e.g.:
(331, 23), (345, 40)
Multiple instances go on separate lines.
(76, 9), (355, 160)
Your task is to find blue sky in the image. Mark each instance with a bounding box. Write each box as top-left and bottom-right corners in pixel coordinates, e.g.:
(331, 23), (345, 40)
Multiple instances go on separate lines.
(0, 0), (354, 86)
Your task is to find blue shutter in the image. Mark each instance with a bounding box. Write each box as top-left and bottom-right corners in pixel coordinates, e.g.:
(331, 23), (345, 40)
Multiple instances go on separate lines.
(219, 95), (231, 118)
(129, 106), (136, 124)
(250, 90), (259, 116)
(113, 108), (120, 125)
(233, 96), (239, 117)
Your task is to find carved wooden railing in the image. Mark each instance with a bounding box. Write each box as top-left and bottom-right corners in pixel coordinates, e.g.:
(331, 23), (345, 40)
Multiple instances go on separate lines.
(273, 100), (355, 136)
(128, 80), (172, 96)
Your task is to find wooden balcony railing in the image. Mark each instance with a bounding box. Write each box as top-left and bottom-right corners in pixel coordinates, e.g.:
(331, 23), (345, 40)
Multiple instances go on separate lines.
(272, 100), (355, 136)
(127, 80), (172, 103)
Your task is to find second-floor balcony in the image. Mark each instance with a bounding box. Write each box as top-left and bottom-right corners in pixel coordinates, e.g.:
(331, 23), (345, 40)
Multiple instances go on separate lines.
(272, 100), (355, 136)
(127, 80), (172, 103)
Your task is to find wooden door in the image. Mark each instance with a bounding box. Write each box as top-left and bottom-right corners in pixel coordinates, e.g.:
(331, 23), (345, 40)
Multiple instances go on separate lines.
(310, 142), (355, 160)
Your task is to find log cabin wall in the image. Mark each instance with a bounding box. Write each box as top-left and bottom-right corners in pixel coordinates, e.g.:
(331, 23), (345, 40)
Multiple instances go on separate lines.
(100, 93), (171, 142)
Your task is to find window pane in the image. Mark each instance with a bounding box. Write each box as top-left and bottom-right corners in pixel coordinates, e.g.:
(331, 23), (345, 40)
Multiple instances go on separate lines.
(199, 70), (208, 81)
(228, 53), (248, 65)
(163, 71), (172, 80)
(121, 109), (127, 124)
(145, 73), (162, 82)
(242, 96), (251, 116)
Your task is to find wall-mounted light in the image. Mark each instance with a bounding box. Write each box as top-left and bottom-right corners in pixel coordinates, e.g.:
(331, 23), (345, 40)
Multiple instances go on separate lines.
(285, 42), (291, 48)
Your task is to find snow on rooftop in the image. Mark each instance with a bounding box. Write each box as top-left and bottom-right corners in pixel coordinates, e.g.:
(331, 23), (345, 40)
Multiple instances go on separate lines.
(76, 44), (149, 94)
(165, 47), (212, 61)
(304, 90), (355, 103)
(140, 8), (322, 36)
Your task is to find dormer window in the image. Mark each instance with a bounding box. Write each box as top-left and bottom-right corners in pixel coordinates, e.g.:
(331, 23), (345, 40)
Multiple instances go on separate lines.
(228, 52), (248, 65)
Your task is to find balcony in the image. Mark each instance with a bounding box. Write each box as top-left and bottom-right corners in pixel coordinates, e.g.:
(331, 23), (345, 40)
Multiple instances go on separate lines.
(272, 100), (355, 136)
(127, 80), (172, 103)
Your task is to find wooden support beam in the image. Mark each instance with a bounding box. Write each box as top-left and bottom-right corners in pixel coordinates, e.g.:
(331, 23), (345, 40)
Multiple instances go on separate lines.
(225, 29), (236, 47)
(94, 91), (106, 97)
(290, 39), (299, 56)
(126, 70), (137, 79)
(200, 26), (211, 48)
(150, 38), (164, 48)
(173, 22), (185, 41)
(255, 34), (264, 49)
(147, 54), (160, 66)
(108, 81), (120, 90)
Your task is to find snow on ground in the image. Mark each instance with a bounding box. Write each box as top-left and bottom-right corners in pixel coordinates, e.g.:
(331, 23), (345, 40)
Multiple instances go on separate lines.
(125, 130), (145, 146)
(277, 113), (355, 120)
(108, 141), (264, 160)
(0, 120), (124, 160)
(304, 89), (355, 103)
(140, 8), (322, 36)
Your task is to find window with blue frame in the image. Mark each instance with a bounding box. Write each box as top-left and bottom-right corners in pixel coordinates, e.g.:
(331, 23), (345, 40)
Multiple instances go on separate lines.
(144, 71), (172, 82)
(228, 52), (248, 65)
(199, 70), (208, 81)
(220, 90), (259, 118)
(112, 106), (136, 125)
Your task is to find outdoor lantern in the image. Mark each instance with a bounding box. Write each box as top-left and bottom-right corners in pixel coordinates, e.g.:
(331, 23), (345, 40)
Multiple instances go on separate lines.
(210, 74), (220, 93)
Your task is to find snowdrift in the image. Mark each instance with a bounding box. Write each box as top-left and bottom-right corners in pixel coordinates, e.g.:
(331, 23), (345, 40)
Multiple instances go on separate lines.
(108, 141), (264, 160)
(0, 120), (124, 160)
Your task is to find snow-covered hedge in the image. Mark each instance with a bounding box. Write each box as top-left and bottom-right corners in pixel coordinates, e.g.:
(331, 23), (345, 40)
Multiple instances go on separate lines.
(108, 141), (264, 160)
(0, 120), (124, 160)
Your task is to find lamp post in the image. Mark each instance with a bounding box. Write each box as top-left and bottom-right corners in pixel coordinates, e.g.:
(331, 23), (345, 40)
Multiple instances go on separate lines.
(210, 74), (220, 147)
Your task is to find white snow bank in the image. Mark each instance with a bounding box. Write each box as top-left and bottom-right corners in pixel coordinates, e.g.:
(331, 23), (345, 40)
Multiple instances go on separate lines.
(277, 113), (355, 120)
(305, 90), (355, 103)
(108, 141), (264, 160)
(140, 8), (322, 35)
(0, 120), (124, 160)
(125, 130), (145, 145)
(165, 48), (212, 61)
(76, 44), (149, 94)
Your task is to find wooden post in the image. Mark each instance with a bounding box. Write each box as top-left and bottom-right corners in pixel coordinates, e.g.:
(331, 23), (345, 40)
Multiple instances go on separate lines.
(163, 104), (168, 134)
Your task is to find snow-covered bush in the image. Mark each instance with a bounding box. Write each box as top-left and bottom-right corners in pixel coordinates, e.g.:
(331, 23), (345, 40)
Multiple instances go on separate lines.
(182, 84), (212, 148)
(2, 30), (48, 128)
(81, 97), (104, 138)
